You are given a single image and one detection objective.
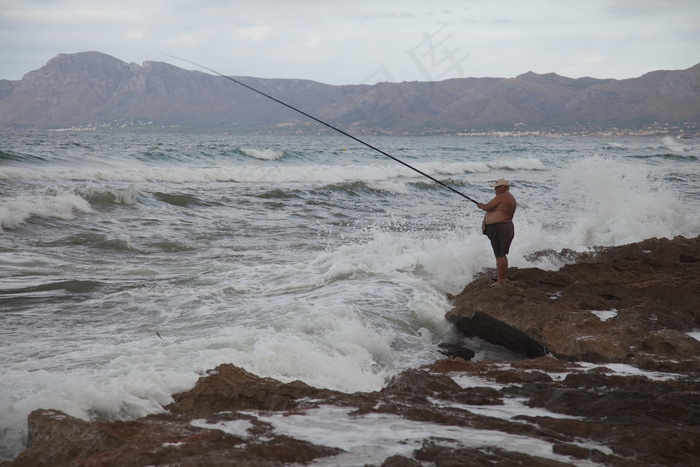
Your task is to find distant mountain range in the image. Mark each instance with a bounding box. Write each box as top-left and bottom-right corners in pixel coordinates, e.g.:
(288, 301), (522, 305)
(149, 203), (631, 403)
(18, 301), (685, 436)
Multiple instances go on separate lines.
(1, 51), (699, 135)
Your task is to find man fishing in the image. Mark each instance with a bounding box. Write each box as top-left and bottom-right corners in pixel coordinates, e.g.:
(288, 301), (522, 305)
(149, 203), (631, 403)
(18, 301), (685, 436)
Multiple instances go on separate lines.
(477, 179), (517, 287)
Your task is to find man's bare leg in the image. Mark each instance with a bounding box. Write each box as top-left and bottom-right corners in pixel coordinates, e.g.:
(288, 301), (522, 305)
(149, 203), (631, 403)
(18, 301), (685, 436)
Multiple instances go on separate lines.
(492, 256), (508, 286)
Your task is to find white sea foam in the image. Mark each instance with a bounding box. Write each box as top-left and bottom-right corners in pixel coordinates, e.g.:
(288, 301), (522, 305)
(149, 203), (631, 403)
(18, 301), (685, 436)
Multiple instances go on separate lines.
(0, 159), (535, 185)
(590, 309), (618, 321)
(240, 147), (285, 160)
(0, 305), (400, 459)
(208, 405), (592, 466)
(0, 191), (93, 230)
(428, 396), (580, 421)
(451, 373), (509, 391)
(576, 362), (684, 381)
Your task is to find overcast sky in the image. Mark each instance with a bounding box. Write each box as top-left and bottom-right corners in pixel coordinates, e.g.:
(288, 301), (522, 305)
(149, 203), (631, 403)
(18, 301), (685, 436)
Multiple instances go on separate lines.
(1, 0), (699, 85)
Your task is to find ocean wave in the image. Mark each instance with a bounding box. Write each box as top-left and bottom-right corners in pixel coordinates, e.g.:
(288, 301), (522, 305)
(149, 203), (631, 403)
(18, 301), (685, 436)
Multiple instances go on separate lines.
(257, 188), (304, 200)
(78, 184), (139, 206)
(627, 153), (698, 162)
(0, 149), (46, 163)
(660, 136), (693, 153)
(485, 158), (547, 171)
(601, 142), (626, 150)
(409, 179), (475, 197)
(0, 154), (547, 185)
(52, 232), (137, 252)
(146, 240), (198, 253)
(153, 192), (207, 207)
(312, 178), (468, 197)
(0, 191), (93, 230)
(312, 180), (403, 197)
(104, 146), (287, 165)
(366, 180), (413, 195)
(240, 147), (285, 160)
(0, 279), (102, 296)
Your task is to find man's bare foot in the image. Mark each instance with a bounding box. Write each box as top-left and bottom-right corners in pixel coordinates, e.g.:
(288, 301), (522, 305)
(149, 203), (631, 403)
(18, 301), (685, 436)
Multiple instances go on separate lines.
(490, 280), (508, 287)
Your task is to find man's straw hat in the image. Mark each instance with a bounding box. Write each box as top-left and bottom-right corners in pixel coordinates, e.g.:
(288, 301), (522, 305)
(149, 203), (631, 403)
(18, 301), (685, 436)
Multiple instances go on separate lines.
(490, 178), (510, 188)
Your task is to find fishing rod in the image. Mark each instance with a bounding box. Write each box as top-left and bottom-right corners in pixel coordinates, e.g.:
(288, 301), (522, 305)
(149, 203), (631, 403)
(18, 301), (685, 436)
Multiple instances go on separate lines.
(164, 55), (479, 205)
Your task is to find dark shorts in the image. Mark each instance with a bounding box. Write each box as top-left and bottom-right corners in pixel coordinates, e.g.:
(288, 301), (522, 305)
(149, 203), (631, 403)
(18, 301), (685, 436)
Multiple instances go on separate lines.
(485, 221), (514, 257)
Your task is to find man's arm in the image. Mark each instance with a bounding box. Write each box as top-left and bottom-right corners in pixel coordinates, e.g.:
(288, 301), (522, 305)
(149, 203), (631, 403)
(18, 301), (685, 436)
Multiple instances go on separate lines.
(478, 195), (502, 212)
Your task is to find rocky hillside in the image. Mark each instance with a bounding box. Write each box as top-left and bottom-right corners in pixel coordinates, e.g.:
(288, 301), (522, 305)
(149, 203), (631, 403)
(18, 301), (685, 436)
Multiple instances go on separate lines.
(1, 51), (699, 134)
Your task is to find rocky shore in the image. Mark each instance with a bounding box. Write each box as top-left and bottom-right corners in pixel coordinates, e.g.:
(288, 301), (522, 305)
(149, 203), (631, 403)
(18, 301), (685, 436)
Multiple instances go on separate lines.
(447, 235), (700, 372)
(4, 236), (699, 466)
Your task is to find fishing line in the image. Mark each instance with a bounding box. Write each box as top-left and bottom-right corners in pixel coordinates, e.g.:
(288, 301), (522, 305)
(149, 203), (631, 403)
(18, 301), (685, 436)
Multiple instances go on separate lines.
(164, 55), (479, 205)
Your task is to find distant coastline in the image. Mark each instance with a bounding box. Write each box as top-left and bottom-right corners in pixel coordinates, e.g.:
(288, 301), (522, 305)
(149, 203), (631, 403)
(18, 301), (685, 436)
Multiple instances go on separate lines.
(40, 122), (696, 138)
(2, 52), (699, 135)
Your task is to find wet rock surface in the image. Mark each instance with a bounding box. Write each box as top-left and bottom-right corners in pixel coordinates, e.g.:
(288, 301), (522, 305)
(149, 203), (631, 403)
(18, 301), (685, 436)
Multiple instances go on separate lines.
(4, 236), (700, 466)
(447, 235), (700, 371)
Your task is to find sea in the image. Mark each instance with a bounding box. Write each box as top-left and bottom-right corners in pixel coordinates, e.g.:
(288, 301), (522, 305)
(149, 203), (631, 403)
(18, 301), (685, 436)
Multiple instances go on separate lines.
(1, 129), (698, 462)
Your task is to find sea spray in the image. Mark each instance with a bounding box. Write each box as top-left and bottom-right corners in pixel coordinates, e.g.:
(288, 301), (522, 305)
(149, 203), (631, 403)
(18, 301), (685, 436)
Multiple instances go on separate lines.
(557, 155), (688, 247)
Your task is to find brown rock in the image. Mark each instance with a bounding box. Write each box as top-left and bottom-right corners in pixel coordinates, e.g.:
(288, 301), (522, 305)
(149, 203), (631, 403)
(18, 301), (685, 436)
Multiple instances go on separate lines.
(436, 342), (476, 360)
(8, 408), (342, 467)
(511, 356), (583, 373)
(167, 363), (333, 418)
(430, 356), (479, 373)
(414, 441), (571, 466)
(446, 235), (700, 367)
